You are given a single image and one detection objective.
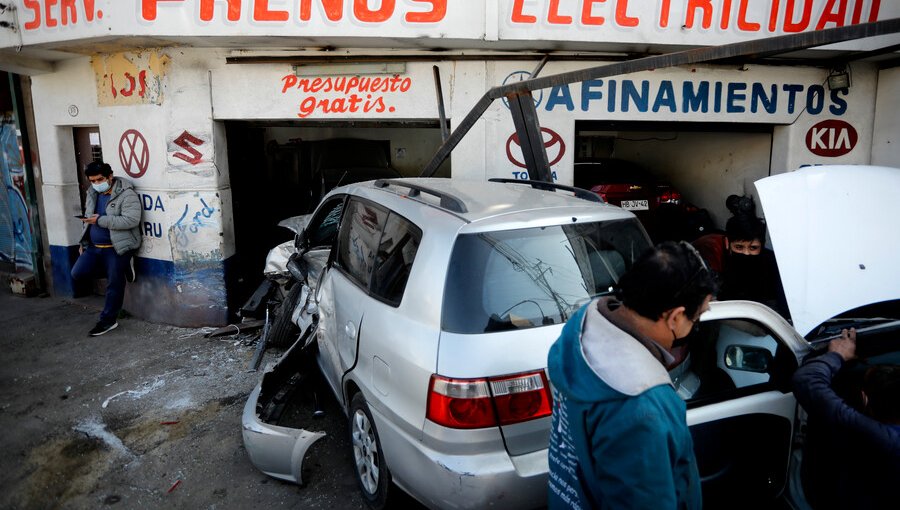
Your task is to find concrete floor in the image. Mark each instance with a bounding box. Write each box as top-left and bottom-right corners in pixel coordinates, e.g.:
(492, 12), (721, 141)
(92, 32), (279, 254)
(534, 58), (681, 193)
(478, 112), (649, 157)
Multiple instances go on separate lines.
(0, 288), (368, 510)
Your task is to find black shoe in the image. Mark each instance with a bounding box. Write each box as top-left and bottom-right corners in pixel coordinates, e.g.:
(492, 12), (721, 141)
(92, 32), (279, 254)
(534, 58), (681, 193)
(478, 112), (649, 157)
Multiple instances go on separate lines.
(89, 322), (119, 336)
(125, 258), (136, 283)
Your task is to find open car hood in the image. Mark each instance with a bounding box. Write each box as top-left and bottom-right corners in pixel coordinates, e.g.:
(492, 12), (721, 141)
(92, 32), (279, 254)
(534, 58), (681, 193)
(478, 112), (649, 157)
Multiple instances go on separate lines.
(755, 165), (900, 337)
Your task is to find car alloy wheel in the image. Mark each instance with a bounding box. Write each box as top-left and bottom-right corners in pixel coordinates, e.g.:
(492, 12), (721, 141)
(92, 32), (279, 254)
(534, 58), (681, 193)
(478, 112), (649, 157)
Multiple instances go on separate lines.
(352, 408), (379, 493)
(349, 393), (391, 508)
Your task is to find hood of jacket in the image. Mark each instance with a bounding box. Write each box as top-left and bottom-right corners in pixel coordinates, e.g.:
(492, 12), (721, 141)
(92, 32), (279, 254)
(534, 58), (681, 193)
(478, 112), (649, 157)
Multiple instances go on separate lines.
(548, 298), (674, 405)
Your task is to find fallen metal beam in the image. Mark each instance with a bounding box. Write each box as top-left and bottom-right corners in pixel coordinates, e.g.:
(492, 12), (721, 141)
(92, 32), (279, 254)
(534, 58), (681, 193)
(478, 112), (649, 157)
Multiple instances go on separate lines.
(420, 18), (900, 178)
(507, 91), (552, 182)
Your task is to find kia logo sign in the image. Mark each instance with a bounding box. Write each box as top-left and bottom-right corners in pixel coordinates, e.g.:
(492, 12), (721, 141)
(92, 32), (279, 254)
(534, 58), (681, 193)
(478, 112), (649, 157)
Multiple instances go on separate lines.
(806, 120), (857, 157)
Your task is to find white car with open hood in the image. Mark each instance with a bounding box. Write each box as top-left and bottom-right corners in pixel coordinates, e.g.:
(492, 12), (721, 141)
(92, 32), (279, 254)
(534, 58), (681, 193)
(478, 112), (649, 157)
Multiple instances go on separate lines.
(241, 166), (900, 509)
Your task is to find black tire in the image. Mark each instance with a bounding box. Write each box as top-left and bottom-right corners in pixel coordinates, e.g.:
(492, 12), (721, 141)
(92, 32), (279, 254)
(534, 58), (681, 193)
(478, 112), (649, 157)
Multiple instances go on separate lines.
(349, 393), (392, 510)
(265, 283), (303, 348)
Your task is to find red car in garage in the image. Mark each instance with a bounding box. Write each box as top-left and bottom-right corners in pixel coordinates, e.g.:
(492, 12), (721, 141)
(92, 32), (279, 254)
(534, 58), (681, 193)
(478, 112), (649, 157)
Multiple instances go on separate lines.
(574, 159), (711, 242)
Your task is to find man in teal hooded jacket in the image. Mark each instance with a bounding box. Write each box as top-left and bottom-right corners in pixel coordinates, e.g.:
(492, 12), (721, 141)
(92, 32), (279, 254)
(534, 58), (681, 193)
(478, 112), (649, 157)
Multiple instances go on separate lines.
(547, 242), (717, 509)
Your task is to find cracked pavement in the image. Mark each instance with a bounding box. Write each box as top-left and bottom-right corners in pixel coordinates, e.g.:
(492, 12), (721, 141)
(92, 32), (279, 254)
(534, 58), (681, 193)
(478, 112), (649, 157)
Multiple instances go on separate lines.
(0, 289), (368, 509)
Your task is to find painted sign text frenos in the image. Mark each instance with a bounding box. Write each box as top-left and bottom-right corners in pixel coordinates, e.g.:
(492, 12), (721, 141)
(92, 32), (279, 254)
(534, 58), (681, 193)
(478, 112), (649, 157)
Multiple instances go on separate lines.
(140, 0), (447, 23)
(805, 119), (857, 157)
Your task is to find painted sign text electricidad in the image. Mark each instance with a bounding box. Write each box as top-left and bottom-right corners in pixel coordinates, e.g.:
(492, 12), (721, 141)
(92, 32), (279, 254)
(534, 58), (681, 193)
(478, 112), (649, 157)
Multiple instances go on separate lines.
(541, 79), (848, 117)
(508, 0), (881, 32)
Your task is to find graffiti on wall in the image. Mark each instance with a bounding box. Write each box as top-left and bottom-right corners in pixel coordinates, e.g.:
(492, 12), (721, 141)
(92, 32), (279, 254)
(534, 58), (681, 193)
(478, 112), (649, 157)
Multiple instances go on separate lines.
(0, 123), (34, 271)
(164, 192), (223, 271)
(92, 52), (170, 106)
(135, 190), (224, 263)
(280, 74), (413, 118)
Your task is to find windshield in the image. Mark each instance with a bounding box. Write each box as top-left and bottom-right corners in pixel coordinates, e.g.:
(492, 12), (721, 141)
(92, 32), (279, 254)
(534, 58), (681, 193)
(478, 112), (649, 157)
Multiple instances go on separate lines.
(442, 218), (651, 334)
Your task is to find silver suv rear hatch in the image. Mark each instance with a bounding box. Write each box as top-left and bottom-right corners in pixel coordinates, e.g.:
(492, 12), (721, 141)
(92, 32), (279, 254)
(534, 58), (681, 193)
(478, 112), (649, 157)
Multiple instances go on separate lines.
(439, 217), (651, 455)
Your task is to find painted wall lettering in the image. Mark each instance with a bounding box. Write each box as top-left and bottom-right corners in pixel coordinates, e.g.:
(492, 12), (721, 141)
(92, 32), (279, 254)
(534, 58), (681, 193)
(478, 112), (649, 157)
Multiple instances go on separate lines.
(109, 70), (148, 99)
(92, 52), (170, 107)
(508, 0), (882, 32)
(171, 196), (217, 248)
(536, 77), (849, 117)
(22, 0), (102, 30)
(140, 0), (448, 24)
(280, 74), (412, 118)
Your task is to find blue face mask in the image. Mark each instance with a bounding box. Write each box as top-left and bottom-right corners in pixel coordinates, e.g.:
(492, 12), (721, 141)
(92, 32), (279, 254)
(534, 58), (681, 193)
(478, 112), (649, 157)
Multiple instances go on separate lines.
(92, 180), (111, 193)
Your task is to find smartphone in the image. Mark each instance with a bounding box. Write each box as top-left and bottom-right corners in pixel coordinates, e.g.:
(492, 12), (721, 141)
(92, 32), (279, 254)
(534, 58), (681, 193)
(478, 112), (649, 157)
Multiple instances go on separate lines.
(74, 214), (86, 219)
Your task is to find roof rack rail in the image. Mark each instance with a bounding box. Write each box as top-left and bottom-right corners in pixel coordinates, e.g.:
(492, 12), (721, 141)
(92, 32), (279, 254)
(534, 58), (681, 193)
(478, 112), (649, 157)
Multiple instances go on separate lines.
(488, 178), (603, 204)
(374, 179), (468, 213)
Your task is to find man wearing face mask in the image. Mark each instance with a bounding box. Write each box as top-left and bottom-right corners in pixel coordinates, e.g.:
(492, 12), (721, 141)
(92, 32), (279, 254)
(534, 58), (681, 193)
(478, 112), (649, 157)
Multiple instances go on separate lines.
(692, 195), (789, 319)
(71, 161), (142, 336)
(717, 213), (789, 318)
(547, 242), (717, 510)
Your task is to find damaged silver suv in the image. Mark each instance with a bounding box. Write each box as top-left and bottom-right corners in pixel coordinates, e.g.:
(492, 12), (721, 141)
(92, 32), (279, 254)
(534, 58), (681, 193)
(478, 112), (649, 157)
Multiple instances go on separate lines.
(242, 177), (652, 509)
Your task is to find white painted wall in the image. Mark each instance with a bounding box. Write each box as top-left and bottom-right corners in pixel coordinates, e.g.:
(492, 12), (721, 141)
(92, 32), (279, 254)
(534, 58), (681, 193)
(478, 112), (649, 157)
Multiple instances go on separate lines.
(872, 66), (900, 167)
(770, 63), (878, 173)
(32, 49), (235, 266)
(31, 58), (103, 248)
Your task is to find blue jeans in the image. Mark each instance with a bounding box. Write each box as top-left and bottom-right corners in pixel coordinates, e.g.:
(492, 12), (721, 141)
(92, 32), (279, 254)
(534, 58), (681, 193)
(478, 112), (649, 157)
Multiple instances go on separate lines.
(71, 246), (133, 325)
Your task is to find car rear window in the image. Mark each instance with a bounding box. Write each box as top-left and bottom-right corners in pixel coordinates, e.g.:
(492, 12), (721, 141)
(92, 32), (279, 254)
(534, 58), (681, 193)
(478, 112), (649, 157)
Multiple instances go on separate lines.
(442, 218), (651, 334)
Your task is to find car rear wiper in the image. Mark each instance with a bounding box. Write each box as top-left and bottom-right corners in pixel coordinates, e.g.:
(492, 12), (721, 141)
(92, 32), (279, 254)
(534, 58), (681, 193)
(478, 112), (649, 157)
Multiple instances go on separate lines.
(809, 319), (900, 345)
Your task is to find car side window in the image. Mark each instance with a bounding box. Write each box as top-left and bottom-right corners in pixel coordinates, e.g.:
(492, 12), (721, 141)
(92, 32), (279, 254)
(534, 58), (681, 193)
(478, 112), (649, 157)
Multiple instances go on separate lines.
(307, 196), (345, 249)
(676, 318), (786, 406)
(336, 198), (388, 289)
(371, 212), (421, 305)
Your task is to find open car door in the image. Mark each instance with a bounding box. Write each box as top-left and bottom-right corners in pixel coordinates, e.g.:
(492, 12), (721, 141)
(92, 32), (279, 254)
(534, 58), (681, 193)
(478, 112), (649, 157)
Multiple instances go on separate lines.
(676, 300), (807, 507)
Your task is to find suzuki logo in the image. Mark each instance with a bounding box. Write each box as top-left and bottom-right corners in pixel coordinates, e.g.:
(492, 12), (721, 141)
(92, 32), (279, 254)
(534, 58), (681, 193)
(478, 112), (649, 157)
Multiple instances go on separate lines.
(805, 120), (858, 157)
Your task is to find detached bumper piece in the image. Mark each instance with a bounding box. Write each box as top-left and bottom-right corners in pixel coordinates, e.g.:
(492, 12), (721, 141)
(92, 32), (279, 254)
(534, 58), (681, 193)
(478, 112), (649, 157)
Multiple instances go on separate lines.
(241, 333), (325, 484)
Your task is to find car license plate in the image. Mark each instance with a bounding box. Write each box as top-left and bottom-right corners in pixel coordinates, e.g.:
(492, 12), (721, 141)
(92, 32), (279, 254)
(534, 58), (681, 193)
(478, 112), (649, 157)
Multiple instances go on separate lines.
(620, 200), (649, 211)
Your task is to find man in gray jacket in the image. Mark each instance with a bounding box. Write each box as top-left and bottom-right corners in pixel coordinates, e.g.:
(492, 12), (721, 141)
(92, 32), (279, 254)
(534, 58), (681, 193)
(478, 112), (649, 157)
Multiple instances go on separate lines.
(72, 161), (142, 336)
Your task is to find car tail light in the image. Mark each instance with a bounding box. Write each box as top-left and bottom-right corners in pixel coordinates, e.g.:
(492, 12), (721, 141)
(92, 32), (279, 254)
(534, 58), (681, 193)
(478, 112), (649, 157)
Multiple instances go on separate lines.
(427, 371), (552, 429)
(657, 189), (682, 204)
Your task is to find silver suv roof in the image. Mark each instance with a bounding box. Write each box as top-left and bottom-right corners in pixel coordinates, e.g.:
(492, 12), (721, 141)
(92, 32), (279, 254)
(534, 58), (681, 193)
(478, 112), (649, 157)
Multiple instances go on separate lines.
(342, 177), (630, 226)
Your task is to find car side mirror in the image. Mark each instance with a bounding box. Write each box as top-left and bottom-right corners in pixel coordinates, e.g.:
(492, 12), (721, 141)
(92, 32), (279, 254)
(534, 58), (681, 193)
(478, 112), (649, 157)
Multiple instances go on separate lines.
(286, 253), (309, 282)
(294, 230), (309, 252)
(724, 345), (773, 373)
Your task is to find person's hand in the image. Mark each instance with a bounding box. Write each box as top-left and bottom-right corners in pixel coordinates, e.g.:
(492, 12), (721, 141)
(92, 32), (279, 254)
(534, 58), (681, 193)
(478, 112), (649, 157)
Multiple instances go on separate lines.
(828, 328), (857, 361)
(79, 245), (84, 255)
(82, 214), (99, 225)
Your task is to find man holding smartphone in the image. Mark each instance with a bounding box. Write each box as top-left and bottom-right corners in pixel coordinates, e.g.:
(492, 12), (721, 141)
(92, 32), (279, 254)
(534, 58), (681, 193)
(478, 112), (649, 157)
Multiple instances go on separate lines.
(71, 161), (142, 336)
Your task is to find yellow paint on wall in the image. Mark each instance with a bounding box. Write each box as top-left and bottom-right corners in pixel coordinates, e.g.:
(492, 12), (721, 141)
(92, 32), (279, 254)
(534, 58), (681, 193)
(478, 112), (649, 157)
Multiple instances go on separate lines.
(92, 51), (171, 106)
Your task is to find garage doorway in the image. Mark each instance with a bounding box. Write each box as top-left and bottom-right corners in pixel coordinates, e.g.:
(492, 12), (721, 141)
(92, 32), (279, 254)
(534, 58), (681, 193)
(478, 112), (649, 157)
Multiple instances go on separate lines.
(574, 121), (774, 239)
(224, 120), (448, 310)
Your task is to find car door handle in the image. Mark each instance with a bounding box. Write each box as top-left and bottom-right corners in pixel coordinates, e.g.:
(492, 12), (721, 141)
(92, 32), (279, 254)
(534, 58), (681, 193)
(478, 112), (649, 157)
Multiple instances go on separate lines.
(344, 321), (357, 339)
